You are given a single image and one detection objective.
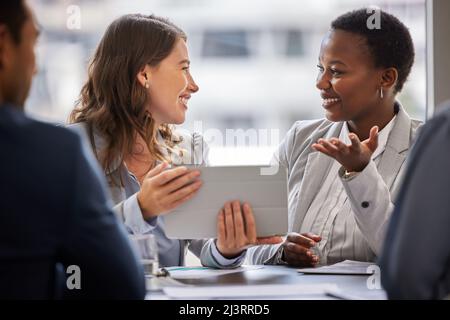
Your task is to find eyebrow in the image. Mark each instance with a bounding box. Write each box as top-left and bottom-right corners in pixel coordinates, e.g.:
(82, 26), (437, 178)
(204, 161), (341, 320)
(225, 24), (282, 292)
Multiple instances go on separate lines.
(328, 60), (346, 66)
(178, 59), (190, 65)
(317, 58), (347, 68)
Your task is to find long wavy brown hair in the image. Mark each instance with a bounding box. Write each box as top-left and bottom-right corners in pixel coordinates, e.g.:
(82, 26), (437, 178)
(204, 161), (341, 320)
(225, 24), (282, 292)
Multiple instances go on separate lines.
(70, 14), (185, 185)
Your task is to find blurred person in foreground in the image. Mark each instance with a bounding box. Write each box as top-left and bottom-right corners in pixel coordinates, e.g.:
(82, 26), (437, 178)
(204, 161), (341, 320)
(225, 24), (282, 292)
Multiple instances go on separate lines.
(380, 101), (450, 300)
(0, 1), (145, 299)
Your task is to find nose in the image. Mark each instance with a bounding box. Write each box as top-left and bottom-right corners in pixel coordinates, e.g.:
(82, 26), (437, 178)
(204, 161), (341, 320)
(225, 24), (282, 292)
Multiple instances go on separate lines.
(187, 72), (199, 93)
(316, 69), (331, 91)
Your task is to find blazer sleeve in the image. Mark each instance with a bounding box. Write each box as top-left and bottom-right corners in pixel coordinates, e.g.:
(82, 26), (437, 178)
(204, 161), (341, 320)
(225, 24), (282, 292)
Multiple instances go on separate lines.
(380, 113), (450, 299)
(61, 133), (145, 299)
(113, 195), (158, 234)
(338, 160), (395, 255)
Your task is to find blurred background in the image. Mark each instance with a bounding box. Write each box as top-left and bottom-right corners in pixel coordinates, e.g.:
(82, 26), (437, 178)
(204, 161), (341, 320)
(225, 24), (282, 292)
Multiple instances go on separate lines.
(28, 0), (426, 166)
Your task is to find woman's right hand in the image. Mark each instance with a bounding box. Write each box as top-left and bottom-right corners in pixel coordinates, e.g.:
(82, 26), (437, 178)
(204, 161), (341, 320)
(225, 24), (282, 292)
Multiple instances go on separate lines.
(281, 232), (322, 267)
(137, 162), (202, 219)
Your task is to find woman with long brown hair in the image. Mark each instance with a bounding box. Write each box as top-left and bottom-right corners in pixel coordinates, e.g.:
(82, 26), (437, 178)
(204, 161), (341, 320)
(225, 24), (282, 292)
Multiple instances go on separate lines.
(69, 14), (280, 268)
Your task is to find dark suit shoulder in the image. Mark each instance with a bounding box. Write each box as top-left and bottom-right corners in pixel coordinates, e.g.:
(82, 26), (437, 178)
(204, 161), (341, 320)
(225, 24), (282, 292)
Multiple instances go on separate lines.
(433, 103), (450, 127)
(0, 105), (81, 159)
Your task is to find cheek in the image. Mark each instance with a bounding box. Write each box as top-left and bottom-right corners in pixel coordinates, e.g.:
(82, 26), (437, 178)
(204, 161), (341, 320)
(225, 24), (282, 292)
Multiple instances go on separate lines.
(177, 73), (189, 92)
(332, 76), (374, 104)
(331, 78), (354, 98)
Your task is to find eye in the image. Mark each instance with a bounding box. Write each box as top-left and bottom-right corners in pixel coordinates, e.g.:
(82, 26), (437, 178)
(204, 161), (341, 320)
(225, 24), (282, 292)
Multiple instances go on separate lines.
(316, 64), (324, 72)
(182, 66), (190, 73)
(330, 68), (343, 76)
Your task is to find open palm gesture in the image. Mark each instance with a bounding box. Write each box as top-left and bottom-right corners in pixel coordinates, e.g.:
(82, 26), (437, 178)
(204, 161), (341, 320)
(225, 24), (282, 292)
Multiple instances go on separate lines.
(312, 126), (379, 172)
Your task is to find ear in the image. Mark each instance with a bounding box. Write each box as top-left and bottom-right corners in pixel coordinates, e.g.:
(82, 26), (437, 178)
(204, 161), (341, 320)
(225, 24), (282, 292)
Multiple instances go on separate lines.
(380, 67), (398, 91)
(136, 65), (152, 88)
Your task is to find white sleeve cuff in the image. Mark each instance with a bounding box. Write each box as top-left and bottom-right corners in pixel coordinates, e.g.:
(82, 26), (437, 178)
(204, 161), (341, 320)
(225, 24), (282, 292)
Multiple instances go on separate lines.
(122, 193), (158, 234)
(210, 240), (246, 266)
(339, 160), (377, 187)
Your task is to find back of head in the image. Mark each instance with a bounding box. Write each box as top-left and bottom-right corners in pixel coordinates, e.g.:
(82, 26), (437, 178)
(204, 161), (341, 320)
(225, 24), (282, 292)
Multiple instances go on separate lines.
(0, 0), (37, 108)
(0, 1), (27, 44)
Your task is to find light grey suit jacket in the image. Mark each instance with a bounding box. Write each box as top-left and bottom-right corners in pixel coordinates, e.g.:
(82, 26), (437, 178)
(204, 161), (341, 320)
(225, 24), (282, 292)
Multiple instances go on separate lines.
(246, 102), (422, 265)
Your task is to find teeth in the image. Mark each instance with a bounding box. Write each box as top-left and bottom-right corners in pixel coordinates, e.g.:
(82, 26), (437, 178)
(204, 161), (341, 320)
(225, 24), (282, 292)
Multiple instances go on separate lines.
(179, 97), (188, 105)
(323, 98), (340, 104)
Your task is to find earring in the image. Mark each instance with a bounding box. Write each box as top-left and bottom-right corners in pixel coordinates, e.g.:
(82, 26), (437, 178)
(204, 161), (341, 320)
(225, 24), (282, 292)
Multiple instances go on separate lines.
(380, 87), (384, 99)
(144, 82), (149, 89)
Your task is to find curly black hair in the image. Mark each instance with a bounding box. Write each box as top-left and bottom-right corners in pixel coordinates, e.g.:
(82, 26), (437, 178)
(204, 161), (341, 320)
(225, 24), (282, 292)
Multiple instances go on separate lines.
(331, 8), (414, 93)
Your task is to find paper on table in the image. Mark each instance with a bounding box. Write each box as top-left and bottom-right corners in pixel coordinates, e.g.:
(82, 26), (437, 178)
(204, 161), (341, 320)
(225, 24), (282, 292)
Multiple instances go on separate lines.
(164, 265), (263, 280)
(325, 287), (387, 300)
(163, 283), (339, 299)
(298, 260), (378, 275)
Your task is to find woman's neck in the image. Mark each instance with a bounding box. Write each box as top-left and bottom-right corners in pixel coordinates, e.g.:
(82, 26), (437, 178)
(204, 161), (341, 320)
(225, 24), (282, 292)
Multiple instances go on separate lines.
(124, 135), (155, 184)
(347, 100), (396, 140)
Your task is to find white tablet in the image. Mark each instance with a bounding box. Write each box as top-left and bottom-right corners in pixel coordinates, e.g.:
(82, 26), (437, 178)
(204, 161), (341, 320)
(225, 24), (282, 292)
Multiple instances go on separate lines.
(163, 165), (288, 239)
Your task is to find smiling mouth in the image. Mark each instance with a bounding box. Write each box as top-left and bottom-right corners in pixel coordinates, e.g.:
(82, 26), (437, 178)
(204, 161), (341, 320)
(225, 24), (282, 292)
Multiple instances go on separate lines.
(179, 96), (189, 108)
(322, 97), (341, 108)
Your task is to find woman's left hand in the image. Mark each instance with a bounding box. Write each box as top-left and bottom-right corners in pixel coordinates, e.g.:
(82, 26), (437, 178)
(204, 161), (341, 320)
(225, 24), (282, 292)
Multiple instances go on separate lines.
(312, 126), (379, 172)
(216, 201), (283, 259)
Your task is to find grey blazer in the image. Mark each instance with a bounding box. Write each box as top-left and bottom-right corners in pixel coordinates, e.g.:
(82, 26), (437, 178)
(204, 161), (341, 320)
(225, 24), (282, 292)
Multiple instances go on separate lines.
(246, 102), (422, 265)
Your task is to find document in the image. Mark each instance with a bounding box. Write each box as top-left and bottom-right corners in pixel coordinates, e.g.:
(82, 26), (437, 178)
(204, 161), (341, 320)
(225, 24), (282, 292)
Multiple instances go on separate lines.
(163, 283), (339, 299)
(164, 265), (263, 280)
(298, 260), (378, 275)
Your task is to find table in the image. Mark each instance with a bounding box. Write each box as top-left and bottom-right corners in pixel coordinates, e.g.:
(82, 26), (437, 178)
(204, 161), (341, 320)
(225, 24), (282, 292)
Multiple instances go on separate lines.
(145, 265), (387, 300)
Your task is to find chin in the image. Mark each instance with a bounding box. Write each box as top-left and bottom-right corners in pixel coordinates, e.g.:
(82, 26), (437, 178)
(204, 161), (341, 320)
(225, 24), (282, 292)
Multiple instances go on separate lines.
(171, 114), (186, 125)
(324, 111), (344, 122)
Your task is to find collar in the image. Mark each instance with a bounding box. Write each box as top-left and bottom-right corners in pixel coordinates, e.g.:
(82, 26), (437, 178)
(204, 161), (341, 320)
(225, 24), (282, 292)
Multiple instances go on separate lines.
(340, 113), (397, 160)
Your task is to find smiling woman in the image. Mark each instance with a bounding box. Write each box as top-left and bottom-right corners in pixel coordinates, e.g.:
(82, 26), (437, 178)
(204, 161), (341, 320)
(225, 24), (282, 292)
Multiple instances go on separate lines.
(143, 38), (198, 126)
(244, 8), (422, 268)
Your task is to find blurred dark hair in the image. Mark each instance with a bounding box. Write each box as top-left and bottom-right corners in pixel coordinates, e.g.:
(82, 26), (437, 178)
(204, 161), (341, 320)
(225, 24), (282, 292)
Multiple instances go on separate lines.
(331, 8), (414, 93)
(0, 1), (28, 44)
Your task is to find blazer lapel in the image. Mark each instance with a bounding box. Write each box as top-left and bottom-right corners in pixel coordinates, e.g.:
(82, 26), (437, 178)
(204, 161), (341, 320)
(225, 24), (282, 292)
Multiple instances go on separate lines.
(377, 102), (412, 189)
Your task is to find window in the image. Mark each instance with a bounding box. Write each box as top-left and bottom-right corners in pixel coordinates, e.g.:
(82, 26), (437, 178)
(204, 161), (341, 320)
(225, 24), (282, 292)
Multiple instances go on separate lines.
(273, 29), (304, 57)
(202, 30), (252, 58)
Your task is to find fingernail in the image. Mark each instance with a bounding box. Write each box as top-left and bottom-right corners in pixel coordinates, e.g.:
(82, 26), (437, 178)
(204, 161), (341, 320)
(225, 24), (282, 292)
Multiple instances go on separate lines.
(310, 242), (316, 247)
